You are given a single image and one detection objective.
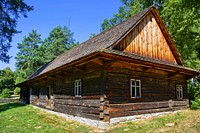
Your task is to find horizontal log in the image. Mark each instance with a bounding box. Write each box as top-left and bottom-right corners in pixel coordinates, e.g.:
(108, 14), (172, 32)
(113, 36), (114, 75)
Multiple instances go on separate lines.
(55, 99), (100, 107)
(110, 101), (169, 112)
(80, 113), (99, 120)
(54, 106), (99, 120)
(54, 95), (74, 99)
(173, 100), (188, 107)
(82, 107), (100, 114)
(82, 95), (101, 99)
(110, 107), (172, 118)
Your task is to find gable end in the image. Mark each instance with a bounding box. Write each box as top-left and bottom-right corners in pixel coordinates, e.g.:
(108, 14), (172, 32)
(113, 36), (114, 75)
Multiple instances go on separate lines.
(111, 7), (182, 65)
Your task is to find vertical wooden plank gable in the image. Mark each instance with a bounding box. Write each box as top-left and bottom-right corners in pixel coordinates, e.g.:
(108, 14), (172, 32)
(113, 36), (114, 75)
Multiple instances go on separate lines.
(114, 11), (177, 64)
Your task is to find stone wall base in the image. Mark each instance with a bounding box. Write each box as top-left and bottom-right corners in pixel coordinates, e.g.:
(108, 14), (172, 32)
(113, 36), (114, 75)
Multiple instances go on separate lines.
(32, 105), (109, 129)
(109, 111), (178, 125)
(0, 98), (19, 103)
(32, 105), (180, 130)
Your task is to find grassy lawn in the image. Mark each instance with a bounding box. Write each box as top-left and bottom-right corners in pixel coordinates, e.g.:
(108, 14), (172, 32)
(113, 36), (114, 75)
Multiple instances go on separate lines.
(0, 102), (95, 133)
(107, 109), (200, 133)
(0, 102), (200, 133)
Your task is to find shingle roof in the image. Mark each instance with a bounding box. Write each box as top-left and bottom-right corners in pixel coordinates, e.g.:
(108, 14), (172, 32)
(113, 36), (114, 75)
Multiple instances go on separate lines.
(28, 6), (152, 80)
(25, 5), (199, 82)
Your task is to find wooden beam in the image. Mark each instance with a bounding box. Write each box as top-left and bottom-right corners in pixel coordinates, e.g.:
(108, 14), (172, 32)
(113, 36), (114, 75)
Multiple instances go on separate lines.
(142, 66), (150, 72)
(91, 58), (104, 66)
(104, 60), (116, 68)
(41, 76), (47, 81)
(75, 64), (87, 71)
(168, 71), (178, 78)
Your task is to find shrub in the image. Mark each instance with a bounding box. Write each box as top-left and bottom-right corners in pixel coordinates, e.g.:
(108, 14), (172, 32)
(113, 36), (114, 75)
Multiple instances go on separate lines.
(0, 89), (11, 98)
(14, 87), (20, 95)
(191, 95), (200, 110)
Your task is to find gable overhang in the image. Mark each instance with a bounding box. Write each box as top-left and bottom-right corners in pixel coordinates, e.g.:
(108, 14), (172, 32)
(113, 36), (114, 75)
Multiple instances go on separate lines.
(99, 49), (199, 80)
(108, 6), (183, 65)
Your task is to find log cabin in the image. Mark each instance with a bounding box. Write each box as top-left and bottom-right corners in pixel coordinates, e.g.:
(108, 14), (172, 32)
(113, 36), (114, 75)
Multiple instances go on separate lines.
(17, 6), (199, 124)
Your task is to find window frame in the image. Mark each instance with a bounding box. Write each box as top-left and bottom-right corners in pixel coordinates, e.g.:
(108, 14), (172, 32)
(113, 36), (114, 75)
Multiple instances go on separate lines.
(176, 85), (183, 99)
(130, 79), (141, 98)
(74, 79), (82, 97)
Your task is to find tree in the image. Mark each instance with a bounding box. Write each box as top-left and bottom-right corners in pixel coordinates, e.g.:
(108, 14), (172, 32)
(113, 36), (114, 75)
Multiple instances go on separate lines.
(15, 30), (43, 79)
(101, 0), (163, 31)
(15, 26), (78, 79)
(161, 0), (200, 109)
(0, 67), (15, 92)
(0, 0), (33, 63)
(41, 26), (78, 62)
(161, 0), (200, 69)
(0, 88), (11, 98)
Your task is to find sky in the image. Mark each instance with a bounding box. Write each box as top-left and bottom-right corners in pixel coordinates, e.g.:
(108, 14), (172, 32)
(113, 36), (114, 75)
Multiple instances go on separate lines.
(0, 0), (122, 71)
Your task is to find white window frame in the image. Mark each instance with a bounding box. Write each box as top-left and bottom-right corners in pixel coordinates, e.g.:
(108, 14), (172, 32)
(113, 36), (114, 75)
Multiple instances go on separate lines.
(74, 79), (82, 97)
(30, 88), (32, 98)
(130, 79), (141, 98)
(176, 85), (183, 99)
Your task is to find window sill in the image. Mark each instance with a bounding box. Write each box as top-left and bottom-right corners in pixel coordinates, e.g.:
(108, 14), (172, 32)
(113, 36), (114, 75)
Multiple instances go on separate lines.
(74, 96), (82, 100)
(130, 97), (141, 99)
(128, 97), (142, 102)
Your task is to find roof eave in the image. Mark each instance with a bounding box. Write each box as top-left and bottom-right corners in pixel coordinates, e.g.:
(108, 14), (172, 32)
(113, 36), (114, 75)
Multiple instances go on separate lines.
(99, 50), (199, 78)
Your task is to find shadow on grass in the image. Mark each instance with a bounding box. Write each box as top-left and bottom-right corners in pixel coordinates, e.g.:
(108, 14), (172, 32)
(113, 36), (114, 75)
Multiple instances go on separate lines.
(0, 102), (27, 112)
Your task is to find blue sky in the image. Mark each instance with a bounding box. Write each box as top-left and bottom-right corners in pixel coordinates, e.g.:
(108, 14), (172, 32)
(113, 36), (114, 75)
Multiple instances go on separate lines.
(0, 0), (122, 71)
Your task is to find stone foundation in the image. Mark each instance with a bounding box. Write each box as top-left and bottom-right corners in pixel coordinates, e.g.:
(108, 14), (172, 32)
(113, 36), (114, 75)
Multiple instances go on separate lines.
(32, 105), (180, 130)
(109, 111), (178, 125)
(0, 98), (19, 103)
(32, 105), (109, 129)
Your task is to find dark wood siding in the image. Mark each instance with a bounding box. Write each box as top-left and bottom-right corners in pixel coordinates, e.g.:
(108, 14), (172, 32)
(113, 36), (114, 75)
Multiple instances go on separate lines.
(105, 63), (187, 104)
(30, 63), (105, 120)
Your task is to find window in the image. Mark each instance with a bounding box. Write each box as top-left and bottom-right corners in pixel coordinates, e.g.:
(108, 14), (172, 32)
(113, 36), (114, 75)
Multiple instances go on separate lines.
(130, 79), (141, 98)
(30, 88), (32, 96)
(74, 79), (81, 97)
(176, 85), (183, 99)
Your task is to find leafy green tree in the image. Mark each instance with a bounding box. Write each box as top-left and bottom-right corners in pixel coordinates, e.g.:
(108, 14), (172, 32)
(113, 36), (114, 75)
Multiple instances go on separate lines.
(0, 67), (15, 92)
(15, 26), (78, 79)
(41, 26), (78, 62)
(0, 88), (11, 98)
(0, 0), (33, 63)
(161, 0), (200, 108)
(161, 0), (200, 69)
(101, 0), (162, 31)
(15, 30), (43, 79)
(89, 33), (96, 38)
(14, 87), (20, 95)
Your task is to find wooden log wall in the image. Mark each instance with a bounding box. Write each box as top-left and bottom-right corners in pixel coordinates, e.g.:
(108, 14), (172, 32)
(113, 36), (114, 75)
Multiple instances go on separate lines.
(53, 94), (101, 120)
(50, 62), (103, 96)
(114, 12), (177, 64)
(99, 95), (110, 121)
(105, 63), (187, 104)
(30, 62), (105, 120)
(20, 87), (30, 104)
(109, 99), (189, 118)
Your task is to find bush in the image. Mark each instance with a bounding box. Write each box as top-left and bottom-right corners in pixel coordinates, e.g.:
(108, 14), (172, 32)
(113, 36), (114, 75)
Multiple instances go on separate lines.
(191, 95), (200, 110)
(14, 87), (20, 95)
(0, 89), (11, 98)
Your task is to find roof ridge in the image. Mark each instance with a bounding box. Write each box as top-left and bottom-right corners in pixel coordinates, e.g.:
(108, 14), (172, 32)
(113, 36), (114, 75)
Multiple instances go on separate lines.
(23, 6), (156, 81)
(53, 6), (154, 61)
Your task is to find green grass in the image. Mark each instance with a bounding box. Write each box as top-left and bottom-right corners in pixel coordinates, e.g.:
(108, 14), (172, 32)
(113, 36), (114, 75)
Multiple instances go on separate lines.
(0, 102), (94, 133)
(1, 103), (200, 133)
(107, 109), (200, 133)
